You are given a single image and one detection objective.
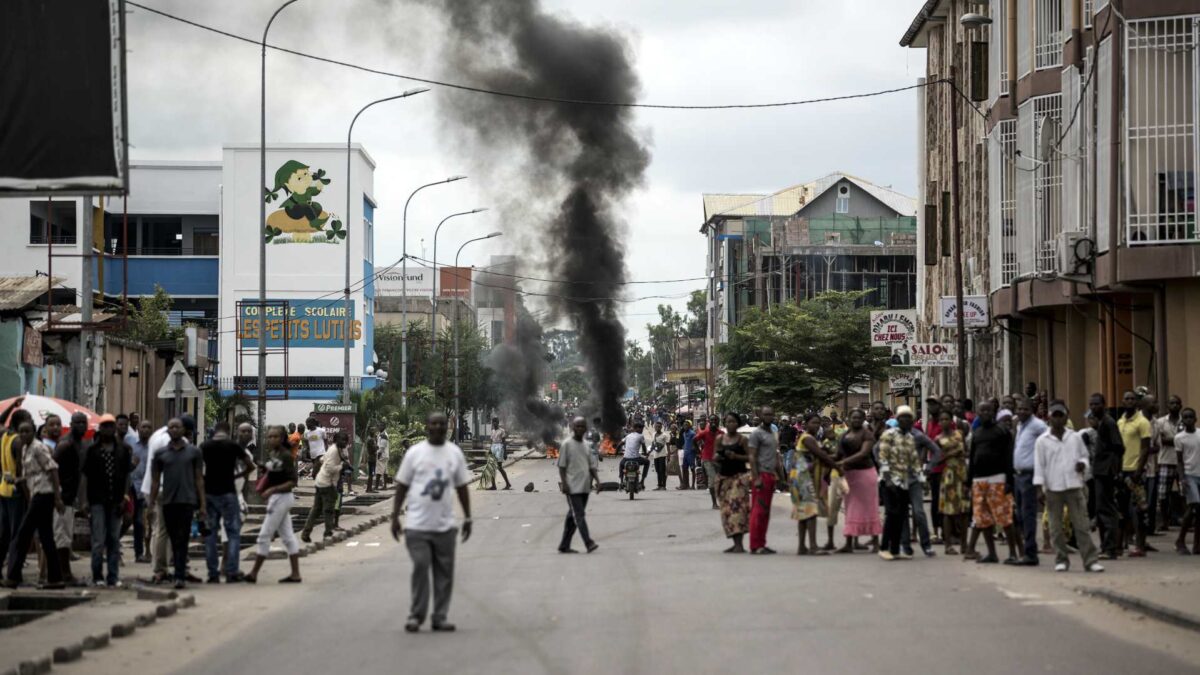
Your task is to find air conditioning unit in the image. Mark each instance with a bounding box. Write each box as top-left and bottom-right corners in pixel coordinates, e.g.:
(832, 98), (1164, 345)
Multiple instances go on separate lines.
(1057, 230), (1092, 276)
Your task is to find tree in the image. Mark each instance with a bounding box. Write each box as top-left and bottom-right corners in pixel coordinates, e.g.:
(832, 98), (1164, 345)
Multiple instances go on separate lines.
(552, 367), (589, 403)
(718, 291), (890, 415)
(120, 285), (180, 344)
(685, 289), (707, 338)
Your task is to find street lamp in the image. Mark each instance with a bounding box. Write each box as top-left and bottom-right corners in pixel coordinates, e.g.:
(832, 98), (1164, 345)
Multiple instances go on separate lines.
(400, 176), (466, 407)
(453, 231), (502, 441)
(258, 0), (304, 445)
(342, 87), (430, 403)
(431, 208), (487, 352)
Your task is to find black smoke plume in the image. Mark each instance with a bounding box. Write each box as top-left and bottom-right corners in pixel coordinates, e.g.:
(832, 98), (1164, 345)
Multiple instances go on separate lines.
(417, 0), (650, 439)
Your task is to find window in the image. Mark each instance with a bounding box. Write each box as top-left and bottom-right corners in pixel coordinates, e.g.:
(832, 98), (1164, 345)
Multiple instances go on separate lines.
(835, 185), (850, 213)
(990, 119), (1019, 285)
(1083, 0), (1093, 28)
(191, 226), (219, 255)
(1096, 37), (1112, 252)
(1035, 0), (1063, 70)
(1016, 101), (1036, 273)
(142, 217), (183, 255)
(990, 0), (1010, 99)
(1017, 0), (1032, 77)
(103, 212), (137, 254)
(1125, 16), (1198, 245)
(1033, 94), (1064, 271)
(29, 201), (77, 245)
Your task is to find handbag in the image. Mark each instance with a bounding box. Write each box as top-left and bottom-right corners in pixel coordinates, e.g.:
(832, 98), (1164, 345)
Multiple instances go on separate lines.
(255, 472), (271, 496)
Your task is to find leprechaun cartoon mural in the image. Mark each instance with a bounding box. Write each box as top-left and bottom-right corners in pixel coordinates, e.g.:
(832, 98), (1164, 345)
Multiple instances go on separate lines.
(263, 159), (346, 244)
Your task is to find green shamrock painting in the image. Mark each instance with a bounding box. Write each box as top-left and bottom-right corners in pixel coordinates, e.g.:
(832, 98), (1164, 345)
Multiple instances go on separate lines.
(263, 160), (346, 244)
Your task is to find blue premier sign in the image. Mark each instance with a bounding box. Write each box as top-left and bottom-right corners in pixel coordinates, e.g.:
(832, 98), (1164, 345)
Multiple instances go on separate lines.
(238, 298), (359, 348)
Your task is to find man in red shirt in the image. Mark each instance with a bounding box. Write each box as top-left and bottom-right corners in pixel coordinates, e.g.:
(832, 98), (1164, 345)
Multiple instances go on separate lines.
(694, 416), (718, 509)
(915, 397), (945, 543)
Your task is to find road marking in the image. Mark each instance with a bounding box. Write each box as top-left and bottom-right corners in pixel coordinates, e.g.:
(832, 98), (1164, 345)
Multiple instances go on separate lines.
(346, 541), (359, 547)
(521, 523), (532, 527)
(365, 542), (381, 547)
(1021, 600), (1074, 606)
(999, 588), (1041, 600)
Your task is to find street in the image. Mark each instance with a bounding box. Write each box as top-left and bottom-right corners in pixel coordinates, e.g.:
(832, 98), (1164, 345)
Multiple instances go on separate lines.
(56, 456), (1200, 675)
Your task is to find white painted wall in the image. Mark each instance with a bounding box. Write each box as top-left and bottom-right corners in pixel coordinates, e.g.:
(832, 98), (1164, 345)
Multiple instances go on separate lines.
(217, 143), (375, 384)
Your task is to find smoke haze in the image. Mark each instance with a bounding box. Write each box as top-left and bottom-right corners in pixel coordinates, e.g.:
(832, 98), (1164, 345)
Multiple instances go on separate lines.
(415, 0), (650, 438)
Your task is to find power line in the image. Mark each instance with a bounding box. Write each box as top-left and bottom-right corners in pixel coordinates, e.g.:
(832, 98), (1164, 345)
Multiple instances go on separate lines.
(128, 1), (941, 110)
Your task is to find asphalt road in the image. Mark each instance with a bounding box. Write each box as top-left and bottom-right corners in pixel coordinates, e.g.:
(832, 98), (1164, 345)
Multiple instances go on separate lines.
(60, 457), (1200, 675)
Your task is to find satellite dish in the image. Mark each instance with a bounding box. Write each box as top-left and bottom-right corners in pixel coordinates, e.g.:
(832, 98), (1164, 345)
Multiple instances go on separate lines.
(1037, 116), (1060, 162)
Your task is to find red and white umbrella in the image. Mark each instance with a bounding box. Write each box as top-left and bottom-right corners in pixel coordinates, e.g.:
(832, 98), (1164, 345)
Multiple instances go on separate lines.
(0, 394), (101, 431)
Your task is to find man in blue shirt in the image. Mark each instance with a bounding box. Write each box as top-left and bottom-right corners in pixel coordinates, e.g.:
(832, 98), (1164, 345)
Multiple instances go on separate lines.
(680, 420), (697, 490)
(1012, 398), (1047, 565)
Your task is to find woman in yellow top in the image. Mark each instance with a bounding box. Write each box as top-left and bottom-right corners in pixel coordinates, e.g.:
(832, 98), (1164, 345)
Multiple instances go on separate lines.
(788, 414), (837, 555)
(935, 410), (968, 555)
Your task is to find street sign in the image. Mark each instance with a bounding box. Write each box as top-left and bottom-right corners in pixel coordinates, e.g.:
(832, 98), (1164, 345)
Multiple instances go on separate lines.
(939, 295), (989, 328)
(870, 310), (918, 348)
(312, 404), (355, 451)
(889, 371), (917, 390)
(892, 342), (957, 367)
(313, 403), (357, 414)
(157, 360), (200, 399)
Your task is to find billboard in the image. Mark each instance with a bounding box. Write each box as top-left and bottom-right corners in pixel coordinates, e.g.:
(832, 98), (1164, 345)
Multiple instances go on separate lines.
(238, 298), (360, 349)
(869, 309), (918, 348)
(891, 342), (957, 367)
(311, 404), (355, 453)
(939, 296), (989, 328)
(376, 265), (433, 297)
(439, 266), (473, 298)
(0, 0), (127, 195)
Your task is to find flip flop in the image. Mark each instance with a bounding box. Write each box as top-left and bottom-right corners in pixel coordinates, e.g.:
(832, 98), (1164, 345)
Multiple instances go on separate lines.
(278, 576), (302, 583)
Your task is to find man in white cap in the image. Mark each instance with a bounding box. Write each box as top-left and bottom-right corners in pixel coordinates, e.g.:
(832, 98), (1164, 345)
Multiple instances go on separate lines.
(1035, 400), (1103, 572)
(877, 405), (933, 560)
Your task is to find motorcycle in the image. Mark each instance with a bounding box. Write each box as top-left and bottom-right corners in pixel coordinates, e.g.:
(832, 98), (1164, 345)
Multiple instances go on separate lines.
(622, 458), (642, 500)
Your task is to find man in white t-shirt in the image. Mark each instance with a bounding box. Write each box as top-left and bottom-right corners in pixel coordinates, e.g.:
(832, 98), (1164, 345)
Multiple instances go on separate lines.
(303, 418), (328, 461)
(619, 422), (649, 489)
(1174, 408), (1200, 555)
(391, 412), (472, 633)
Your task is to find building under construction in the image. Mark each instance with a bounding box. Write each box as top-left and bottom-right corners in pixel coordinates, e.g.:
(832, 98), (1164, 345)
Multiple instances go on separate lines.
(701, 173), (918, 343)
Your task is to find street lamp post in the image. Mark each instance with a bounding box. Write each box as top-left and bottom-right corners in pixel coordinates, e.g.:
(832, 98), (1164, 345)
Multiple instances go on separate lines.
(342, 87), (430, 403)
(258, 0), (303, 445)
(400, 176), (466, 407)
(430, 208), (486, 353)
(453, 232), (502, 441)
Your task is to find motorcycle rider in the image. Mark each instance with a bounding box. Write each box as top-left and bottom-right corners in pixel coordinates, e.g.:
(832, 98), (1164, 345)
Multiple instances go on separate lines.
(619, 422), (650, 490)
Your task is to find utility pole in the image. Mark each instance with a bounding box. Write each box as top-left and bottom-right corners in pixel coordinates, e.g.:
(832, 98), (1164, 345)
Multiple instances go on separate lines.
(80, 196), (94, 409)
(949, 68), (968, 403)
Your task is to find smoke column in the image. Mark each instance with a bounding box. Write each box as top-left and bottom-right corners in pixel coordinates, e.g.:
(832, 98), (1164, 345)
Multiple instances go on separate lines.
(416, 0), (650, 438)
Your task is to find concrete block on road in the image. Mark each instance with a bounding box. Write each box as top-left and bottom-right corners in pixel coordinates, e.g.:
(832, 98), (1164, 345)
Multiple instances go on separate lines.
(111, 620), (136, 638)
(82, 632), (111, 650)
(52, 643), (83, 663)
(136, 587), (177, 602)
(155, 602), (178, 618)
(178, 594), (196, 608)
(17, 657), (51, 675)
(134, 611), (157, 627)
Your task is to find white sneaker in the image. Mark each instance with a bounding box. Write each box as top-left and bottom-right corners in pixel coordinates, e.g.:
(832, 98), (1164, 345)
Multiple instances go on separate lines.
(1086, 563), (1105, 573)
(1054, 562), (1069, 572)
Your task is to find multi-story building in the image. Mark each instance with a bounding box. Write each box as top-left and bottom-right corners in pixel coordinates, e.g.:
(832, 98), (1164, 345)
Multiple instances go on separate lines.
(904, 0), (1200, 417)
(700, 172), (919, 389)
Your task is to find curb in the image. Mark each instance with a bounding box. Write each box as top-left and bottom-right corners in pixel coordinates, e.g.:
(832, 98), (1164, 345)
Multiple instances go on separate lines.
(1077, 587), (1200, 633)
(7, 594), (195, 675)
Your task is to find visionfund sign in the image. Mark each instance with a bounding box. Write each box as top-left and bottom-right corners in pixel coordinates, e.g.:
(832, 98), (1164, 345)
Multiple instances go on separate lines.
(376, 265), (433, 297)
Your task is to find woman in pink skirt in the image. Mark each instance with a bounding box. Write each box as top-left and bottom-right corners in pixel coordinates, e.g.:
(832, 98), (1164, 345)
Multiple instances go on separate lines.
(834, 409), (881, 553)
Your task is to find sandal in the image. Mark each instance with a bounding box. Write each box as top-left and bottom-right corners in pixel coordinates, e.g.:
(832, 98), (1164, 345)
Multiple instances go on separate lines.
(278, 576), (303, 583)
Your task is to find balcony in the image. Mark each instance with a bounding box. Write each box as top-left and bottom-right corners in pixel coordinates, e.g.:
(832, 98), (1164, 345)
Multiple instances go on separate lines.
(99, 256), (218, 297)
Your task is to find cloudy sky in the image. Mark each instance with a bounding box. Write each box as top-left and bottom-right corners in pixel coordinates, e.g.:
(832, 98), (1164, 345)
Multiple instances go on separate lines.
(125, 0), (928, 344)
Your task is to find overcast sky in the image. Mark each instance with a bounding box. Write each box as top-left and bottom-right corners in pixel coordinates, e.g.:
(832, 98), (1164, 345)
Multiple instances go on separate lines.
(126, 0), (928, 344)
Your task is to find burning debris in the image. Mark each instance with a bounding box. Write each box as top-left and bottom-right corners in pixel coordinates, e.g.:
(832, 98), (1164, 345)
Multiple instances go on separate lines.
(413, 0), (650, 441)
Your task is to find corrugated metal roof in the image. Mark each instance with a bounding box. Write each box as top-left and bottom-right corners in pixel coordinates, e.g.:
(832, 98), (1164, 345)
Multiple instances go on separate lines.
(702, 172), (916, 223)
(0, 276), (62, 311)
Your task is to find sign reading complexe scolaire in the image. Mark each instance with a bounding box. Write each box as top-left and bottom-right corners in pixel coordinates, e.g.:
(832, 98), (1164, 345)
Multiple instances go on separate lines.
(870, 309), (918, 347)
(238, 298), (360, 348)
(939, 296), (989, 328)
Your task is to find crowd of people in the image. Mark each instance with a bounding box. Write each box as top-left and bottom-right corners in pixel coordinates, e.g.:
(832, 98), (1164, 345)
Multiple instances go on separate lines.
(604, 387), (1200, 568)
(0, 400), (395, 590)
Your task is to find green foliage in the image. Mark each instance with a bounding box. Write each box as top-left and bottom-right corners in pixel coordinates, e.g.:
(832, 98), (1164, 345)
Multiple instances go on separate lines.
(685, 289), (707, 338)
(552, 367), (589, 402)
(717, 291), (890, 414)
(119, 285), (181, 344)
(205, 390), (252, 428)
